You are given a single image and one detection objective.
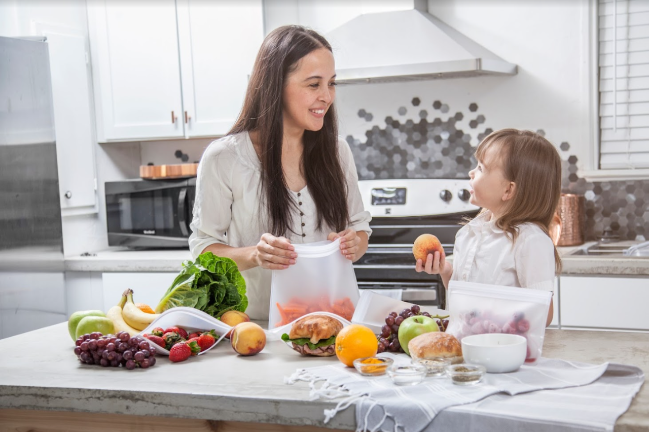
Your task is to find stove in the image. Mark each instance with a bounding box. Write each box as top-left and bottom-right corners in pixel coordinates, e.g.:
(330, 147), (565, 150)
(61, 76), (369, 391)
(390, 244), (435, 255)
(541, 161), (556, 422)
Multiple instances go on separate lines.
(353, 179), (480, 309)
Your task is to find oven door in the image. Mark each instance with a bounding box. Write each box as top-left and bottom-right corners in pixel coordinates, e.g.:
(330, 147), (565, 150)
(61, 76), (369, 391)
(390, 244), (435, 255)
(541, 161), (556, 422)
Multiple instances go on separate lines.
(106, 179), (193, 248)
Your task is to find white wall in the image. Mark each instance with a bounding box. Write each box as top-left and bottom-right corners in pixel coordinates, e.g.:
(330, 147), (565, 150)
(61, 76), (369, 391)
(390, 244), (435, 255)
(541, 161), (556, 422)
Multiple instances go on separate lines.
(264, 0), (592, 167)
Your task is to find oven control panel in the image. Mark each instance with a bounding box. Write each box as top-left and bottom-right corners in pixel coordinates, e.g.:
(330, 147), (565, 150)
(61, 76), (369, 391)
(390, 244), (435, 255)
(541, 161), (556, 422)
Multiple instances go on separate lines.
(358, 179), (479, 217)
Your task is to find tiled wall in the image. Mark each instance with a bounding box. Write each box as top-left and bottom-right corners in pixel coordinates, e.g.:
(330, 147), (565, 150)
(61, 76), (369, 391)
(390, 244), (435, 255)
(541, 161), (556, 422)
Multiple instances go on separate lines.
(346, 98), (649, 242)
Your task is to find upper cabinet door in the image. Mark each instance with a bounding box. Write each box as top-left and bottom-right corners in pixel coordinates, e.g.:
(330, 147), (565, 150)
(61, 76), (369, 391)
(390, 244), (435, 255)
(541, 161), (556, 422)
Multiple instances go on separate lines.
(176, 0), (263, 138)
(88, 0), (184, 142)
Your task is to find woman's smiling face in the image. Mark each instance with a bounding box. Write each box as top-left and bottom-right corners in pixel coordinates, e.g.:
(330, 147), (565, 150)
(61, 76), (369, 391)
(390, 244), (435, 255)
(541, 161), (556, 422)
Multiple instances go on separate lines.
(282, 47), (336, 133)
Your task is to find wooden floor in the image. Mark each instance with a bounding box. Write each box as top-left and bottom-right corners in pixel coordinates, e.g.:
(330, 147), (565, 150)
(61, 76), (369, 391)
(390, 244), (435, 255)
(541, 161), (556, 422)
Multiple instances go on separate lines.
(0, 409), (351, 432)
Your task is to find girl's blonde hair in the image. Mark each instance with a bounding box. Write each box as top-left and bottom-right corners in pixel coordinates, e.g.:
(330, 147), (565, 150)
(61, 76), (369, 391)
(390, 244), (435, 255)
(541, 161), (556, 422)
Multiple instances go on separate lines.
(475, 129), (562, 273)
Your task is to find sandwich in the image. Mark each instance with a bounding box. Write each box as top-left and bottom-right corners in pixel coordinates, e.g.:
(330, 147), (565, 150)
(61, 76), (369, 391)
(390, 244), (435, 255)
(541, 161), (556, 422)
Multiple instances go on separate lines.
(281, 314), (343, 356)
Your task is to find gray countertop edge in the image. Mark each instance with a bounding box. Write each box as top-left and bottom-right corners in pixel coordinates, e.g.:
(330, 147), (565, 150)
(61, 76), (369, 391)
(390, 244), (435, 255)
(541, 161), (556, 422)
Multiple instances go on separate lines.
(2, 245), (647, 276)
(0, 385), (355, 429)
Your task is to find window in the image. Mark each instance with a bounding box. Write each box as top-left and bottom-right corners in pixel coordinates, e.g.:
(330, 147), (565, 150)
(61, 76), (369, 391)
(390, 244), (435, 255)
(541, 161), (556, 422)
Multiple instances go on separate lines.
(598, 0), (649, 170)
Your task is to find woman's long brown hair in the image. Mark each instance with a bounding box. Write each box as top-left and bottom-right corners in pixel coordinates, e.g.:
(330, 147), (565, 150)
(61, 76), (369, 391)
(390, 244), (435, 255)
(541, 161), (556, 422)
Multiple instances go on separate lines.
(475, 129), (563, 273)
(228, 25), (349, 237)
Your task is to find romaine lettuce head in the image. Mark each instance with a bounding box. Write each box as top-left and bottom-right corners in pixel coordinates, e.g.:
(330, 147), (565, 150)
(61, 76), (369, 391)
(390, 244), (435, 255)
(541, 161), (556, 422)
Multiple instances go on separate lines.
(155, 253), (248, 317)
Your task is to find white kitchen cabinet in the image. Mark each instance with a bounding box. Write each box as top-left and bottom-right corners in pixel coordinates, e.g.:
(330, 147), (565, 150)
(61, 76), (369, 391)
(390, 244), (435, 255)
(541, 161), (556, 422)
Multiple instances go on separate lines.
(102, 272), (177, 312)
(87, 0), (184, 141)
(176, 0), (263, 138)
(36, 24), (98, 214)
(87, 0), (263, 142)
(560, 275), (649, 331)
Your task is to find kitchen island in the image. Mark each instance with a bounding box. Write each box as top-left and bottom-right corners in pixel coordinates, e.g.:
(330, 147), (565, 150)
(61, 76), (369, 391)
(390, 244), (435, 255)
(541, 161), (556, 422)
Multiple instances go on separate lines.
(0, 324), (647, 431)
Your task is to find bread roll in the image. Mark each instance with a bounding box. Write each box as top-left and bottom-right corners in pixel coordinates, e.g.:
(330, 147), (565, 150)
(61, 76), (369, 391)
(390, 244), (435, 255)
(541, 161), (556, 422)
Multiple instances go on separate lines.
(408, 332), (462, 362)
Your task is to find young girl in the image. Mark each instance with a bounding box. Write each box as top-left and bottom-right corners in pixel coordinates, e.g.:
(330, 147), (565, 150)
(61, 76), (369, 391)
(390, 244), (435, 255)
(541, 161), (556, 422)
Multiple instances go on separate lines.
(416, 129), (561, 326)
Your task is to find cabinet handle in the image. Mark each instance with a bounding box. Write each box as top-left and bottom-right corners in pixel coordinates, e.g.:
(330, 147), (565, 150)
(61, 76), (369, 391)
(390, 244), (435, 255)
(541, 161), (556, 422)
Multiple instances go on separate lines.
(171, 111), (178, 123)
(184, 111), (191, 124)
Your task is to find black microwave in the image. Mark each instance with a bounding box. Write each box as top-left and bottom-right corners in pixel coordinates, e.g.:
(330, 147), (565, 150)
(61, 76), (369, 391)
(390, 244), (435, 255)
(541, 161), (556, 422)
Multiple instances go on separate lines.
(105, 178), (195, 249)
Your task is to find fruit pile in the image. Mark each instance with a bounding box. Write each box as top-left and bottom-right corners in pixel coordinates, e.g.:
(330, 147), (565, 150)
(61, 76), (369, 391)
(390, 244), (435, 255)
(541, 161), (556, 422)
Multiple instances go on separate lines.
(454, 310), (530, 338)
(68, 289), (160, 343)
(74, 331), (156, 369)
(378, 305), (449, 354)
(143, 326), (217, 362)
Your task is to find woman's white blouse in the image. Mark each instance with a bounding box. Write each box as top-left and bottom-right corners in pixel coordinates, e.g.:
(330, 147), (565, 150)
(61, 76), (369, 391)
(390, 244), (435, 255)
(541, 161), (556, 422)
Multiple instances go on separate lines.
(450, 211), (556, 291)
(189, 131), (372, 320)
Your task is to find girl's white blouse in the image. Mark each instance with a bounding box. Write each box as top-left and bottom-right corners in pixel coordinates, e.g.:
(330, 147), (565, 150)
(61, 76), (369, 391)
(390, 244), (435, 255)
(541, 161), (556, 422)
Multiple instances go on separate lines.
(189, 131), (372, 320)
(450, 211), (556, 292)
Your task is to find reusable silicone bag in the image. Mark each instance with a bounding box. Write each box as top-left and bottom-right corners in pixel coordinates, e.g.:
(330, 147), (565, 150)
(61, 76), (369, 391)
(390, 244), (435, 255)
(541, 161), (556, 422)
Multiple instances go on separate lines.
(445, 281), (552, 364)
(269, 239), (360, 329)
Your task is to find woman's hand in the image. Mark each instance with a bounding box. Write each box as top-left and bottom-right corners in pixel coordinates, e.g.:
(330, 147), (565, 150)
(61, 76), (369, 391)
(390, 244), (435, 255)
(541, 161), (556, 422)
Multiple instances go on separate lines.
(254, 233), (297, 270)
(328, 229), (362, 261)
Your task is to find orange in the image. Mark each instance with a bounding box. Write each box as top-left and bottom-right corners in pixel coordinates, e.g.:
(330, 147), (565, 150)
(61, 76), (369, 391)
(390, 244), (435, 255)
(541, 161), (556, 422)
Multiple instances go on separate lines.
(135, 303), (156, 314)
(335, 324), (378, 367)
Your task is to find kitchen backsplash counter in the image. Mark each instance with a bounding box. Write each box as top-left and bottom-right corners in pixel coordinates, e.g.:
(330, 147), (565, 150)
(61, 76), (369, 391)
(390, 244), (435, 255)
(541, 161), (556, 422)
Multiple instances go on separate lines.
(64, 248), (192, 272)
(62, 246), (649, 276)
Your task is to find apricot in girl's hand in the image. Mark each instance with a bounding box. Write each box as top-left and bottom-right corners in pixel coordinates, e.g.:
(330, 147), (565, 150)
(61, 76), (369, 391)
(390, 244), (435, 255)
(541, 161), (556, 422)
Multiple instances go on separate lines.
(412, 234), (444, 262)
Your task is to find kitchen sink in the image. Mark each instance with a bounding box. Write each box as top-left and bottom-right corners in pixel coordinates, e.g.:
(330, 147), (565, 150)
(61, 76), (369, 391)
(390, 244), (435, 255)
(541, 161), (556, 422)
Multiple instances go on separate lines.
(567, 241), (649, 257)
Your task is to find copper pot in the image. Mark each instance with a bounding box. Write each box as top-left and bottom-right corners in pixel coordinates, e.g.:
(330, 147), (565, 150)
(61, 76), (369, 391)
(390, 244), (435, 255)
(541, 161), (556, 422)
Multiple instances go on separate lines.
(556, 194), (585, 246)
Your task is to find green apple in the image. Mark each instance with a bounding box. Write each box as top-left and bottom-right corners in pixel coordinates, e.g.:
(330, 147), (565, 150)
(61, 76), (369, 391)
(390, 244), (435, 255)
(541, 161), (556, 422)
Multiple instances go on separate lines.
(68, 310), (106, 341)
(398, 315), (439, 356)
(75, 316), (114, 340)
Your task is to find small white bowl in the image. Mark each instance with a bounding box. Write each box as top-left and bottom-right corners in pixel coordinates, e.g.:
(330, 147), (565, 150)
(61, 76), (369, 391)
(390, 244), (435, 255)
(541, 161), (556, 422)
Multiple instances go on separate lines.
(461, 333), (527, 373)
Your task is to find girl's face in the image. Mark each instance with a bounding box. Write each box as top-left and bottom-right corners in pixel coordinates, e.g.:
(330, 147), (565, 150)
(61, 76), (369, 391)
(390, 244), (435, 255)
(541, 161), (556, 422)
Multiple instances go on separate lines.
(468, 145), (515, 218)
(282, 48), (336, 134)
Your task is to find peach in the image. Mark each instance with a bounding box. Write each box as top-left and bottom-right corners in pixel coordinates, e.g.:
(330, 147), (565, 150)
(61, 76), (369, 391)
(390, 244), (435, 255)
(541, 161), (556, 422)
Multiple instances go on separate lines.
(412, 234), (444, 262)
(230, 322), (266, 356)
(221, 310), (250, 338)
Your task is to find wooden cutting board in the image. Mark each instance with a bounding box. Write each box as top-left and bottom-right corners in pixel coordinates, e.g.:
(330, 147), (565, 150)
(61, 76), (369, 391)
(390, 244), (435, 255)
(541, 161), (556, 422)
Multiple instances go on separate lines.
(140, 163), (198, 180)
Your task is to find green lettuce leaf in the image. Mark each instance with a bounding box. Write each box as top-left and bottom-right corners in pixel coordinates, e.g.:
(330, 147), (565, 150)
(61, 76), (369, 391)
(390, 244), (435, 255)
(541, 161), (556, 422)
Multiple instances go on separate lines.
(155, 253), (248, 318)
(281, 333), (337, 350)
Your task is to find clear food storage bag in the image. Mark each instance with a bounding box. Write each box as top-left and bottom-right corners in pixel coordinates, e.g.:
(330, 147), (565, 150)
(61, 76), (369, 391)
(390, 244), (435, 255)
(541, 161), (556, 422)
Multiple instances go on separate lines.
(139, 307), (232, 356)
(445, 281), (552, 364)
(269, 239), (360, 329)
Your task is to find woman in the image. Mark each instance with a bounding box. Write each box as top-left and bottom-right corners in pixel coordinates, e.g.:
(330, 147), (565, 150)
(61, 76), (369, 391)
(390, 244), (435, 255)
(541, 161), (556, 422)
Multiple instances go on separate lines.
(189, 26), (372, 320)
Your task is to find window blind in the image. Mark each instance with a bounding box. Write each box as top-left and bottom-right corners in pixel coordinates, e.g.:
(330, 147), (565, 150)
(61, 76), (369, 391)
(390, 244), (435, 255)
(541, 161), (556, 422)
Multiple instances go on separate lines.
(599, 0), (649, 169)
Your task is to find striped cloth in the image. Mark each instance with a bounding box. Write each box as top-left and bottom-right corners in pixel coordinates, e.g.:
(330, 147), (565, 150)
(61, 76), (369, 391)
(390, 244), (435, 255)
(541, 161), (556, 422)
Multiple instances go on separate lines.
(285, 354), (644, 432)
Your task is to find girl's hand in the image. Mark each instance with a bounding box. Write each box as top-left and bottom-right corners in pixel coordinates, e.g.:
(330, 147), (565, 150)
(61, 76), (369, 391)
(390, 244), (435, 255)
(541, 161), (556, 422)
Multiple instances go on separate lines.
(328, 229), (361, 261)
(255, 233), (297, 270)
(415, 251), (446, 275)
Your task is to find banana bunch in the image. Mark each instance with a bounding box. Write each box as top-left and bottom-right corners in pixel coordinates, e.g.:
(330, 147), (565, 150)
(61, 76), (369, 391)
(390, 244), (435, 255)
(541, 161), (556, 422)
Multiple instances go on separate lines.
(106, 289), (160, 334)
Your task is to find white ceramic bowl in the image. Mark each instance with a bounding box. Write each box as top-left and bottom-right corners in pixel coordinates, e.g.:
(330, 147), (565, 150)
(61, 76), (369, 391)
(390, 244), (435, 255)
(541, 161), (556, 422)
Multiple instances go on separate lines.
(461, 334), (527, 373)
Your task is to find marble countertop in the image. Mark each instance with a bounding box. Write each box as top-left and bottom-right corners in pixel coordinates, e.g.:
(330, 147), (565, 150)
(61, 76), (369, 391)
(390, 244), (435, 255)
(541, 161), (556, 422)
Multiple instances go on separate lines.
(64, 248), (192, 272)
(61, 244), (649, 276)
(0, 324), (646, 430)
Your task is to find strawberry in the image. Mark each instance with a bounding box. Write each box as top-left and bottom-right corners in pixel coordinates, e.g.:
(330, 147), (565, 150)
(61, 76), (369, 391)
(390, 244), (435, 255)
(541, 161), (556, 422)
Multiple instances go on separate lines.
(176, 327), (188, 339)
(162, 332), (185, 350)
(143, 334), (165, 348)
(169, 340), (200, 362)
(197, 333), (215, 351)
(164, 326), (180, 335)
(186, 337), (201, 355)
(187, 332), (201, 340)
(151, 327), (164, 337)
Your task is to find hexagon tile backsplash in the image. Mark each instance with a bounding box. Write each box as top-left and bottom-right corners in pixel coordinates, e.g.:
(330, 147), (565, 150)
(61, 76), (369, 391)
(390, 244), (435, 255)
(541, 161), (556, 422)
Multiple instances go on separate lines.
(347, 98), (649, 241)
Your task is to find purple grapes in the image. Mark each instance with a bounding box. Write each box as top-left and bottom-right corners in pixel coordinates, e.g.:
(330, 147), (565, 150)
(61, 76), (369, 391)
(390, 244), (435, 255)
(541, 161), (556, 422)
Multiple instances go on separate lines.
(73, 333), (156, 370)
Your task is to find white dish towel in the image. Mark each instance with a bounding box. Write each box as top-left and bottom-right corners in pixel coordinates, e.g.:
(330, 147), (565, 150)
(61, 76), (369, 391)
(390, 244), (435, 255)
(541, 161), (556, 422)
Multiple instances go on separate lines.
(285, 354), (644, 432)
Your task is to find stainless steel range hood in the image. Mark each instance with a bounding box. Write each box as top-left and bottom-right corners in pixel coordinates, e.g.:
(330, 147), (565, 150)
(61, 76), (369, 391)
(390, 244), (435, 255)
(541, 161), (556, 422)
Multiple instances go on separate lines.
(326, 3), (517, 84)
